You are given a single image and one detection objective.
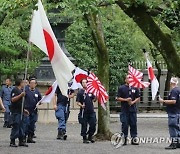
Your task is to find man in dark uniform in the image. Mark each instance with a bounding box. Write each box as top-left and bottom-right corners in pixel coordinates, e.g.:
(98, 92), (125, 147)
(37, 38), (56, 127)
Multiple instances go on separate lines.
(53, 85), (74, 140)
(159, 77), (180, 149)
(116, 75), (140, 145)
(76, 79), (97, 144)
(10, 79), (28, 147)
(0, 78), (13, 128)
(24, 78), (42, 143)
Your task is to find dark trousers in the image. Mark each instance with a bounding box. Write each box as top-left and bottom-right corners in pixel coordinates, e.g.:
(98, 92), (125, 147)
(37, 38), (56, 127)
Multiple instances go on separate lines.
(168, 113), (180, 143)
(10, 113), (24, 140)
(23, 112), (38, 136)
(23, 115), (29, 136)
(27, 112), (38, 136)
(120, 112), (137, 138)
(78, 112), (96, 137)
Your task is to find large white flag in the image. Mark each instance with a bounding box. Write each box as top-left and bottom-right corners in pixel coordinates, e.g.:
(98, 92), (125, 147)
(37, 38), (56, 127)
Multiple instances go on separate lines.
(145, 54), (159, 100)
(29, 0), (75, 96)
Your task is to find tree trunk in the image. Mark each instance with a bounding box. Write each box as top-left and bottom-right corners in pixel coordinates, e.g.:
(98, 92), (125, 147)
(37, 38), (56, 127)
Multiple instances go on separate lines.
(164, 70), (172, 99)
(84, 13), (112, 140)
(116, 1), (180, 77)
(150, 48), (161, 83)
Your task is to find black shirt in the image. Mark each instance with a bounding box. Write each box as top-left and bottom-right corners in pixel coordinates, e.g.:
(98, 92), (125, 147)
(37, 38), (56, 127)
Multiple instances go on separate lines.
(11, 87), (23, 113)
(76, 89), (95, 114)
(56, 86), (74, 106)
(117, 84), (140, 113)
(24, 87), (42, 114)
(166, 87), (180, 114)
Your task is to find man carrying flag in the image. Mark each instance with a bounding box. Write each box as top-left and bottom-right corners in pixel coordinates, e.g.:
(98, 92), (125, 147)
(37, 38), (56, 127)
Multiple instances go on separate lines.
(116, 75), (140, 145)
(10, 79), (28, 147)
(76, 79), (97, 144)
(53, 84), (75, 140)
(159, 77), (180, 149)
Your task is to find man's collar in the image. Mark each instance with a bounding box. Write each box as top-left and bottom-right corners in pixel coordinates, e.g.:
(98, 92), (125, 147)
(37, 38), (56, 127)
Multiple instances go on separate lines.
(29, 87), (35, 91)
(6, 85), (12, 88)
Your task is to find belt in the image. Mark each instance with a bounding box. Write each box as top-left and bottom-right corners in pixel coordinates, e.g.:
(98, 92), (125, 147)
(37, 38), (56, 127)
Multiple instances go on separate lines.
(57, 102), (67, 106)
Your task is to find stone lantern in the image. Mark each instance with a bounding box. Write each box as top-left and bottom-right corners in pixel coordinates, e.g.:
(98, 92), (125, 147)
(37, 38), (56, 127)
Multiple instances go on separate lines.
(35, 10), (75, 84)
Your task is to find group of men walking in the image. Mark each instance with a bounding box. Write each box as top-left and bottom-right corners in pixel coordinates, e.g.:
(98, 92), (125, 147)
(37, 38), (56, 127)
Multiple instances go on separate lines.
(0, 78), (41, 147)
(0, 77), (97, 147)
(0, 75), (180, 150)
(53, 78), (97, 144)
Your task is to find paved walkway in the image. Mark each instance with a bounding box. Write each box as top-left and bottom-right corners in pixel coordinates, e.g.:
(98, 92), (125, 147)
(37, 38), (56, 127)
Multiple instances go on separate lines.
(0, 117), (179, 154)
(111, 113), (168, 118)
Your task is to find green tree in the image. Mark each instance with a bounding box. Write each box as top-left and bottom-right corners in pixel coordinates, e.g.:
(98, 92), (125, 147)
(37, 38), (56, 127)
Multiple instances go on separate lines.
(115, 0), (180, 76)
(0, 0), (42, 80)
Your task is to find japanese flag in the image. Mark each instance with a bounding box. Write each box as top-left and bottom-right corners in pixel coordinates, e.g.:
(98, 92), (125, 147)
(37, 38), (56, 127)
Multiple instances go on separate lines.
(29, 0), (75, 96)
(71, 67), (88, 90)
(37, 80), (58, 105)
(145, 54), (159, 100)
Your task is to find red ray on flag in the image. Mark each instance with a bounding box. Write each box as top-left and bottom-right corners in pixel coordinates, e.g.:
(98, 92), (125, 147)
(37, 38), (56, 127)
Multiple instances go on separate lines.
(128, 65), (150, 89)
(86, 73), (108, 110)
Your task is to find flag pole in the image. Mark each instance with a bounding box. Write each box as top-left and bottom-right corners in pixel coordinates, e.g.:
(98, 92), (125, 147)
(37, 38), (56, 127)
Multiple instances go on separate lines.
(21, 42), (31, 121)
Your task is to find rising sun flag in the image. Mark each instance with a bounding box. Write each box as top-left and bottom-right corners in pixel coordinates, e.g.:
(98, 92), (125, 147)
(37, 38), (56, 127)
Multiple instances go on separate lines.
(86, 73), (108, 110)
(128, 65), (150, 89)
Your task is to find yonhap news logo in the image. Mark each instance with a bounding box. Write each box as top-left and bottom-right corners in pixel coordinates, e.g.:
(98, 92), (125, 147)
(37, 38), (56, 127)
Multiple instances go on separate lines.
(111, 133), (173, 149)
(111, 133), (125, 148)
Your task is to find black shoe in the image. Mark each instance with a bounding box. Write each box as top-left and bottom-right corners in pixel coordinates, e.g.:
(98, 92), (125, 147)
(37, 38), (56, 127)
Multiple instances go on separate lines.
(57, 130), (64, 140)
(131, 137), (139, 145)
(19, 142), (28, 147)
(27, 135), (36, 143)
(27, 138), (36, 143)
(88, 135), (95, 143)
(7, 125), (12, 128)
(3, 123), (8, 128)
(122, 137), (127, 146)
(165, 143), (177, 150)
(83, 136), (89, 144)
(177, 140), (180, 148)
(10, 140), (18, 147)
(63, 134), (67, 140)
(177, 144), (180, 148)
(62, 130), (67, 140)
(19, 138), (28, 147)
(83, 140), (90, 144)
